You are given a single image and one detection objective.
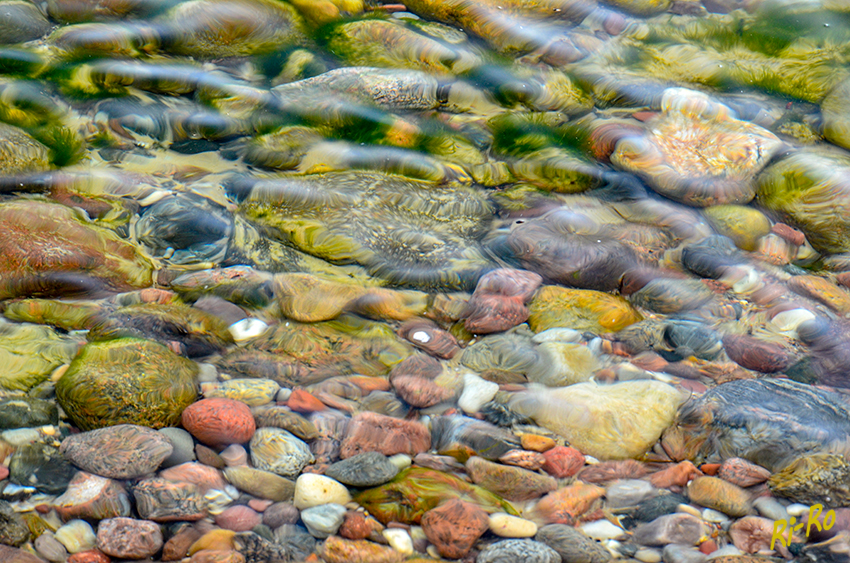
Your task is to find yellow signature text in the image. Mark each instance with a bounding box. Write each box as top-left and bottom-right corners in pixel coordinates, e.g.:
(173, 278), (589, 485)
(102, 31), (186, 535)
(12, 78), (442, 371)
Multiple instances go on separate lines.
(771, 504), (836, 549)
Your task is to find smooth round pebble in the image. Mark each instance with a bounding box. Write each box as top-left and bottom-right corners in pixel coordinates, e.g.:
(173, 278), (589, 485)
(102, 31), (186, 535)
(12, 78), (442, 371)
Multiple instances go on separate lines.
(786, 503), (809, 517)
(579, 519), (626, 541)
(301, 503), (347, 538)
(458, 372), (499, 414)
(752, 497), (789, 521)
(54, 520), (97, 554)
(158, 427), (196, 468)
(34, 532), (68, 563)
(215, 505), (262, 532)
(635, 547), (663, 563)
(662, 544), (707, 563)
(250, 427), (314, 478)
(383, 528), (414, 555)
(700, 508), (729, 523)
(388, 454), (412, 471)
(606, 479), (657, 509)
(293, 473), (352, 510)
(489, 513), (538, 538)
(324, 451), (399, 487)
(182, 398), (256, 448)
(477, 539), (561, 563)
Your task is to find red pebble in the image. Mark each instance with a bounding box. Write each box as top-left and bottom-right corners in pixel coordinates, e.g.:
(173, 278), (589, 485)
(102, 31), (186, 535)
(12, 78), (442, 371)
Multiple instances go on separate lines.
(215, 505), (262, 532)
(700, 463), (720, 476)
(0, 465), (8, 480)
(287, 389), (327, 413)
(699, 539), (718, 554)
(542, 446), (585, 478)
(181, 398), (256, 448)
(68, 549), (111, 563)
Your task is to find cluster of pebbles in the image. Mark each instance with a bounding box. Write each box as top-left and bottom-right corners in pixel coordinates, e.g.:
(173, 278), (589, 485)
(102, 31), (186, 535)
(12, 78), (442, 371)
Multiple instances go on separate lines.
(3, 0), (850, 561)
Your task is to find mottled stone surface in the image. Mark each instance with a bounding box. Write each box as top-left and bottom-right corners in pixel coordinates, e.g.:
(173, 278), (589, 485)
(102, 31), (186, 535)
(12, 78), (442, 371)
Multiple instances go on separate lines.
(96, 517), (163, 559)
(339, 412), (430, 459)
(0, 500), (29, 547)
(421, 499), (489, 559)
(54, 472), (132, 521)
(182, 398), (256, 448)
(60, 424), (173, 479)
(249, 427), (314, 478)
(317, 536), (404, 563)
(224, 466), (295, 502)
(466, 456), (557, 502)
(133, 477), (206, 522)
(325, 451), (399, 487)
(477, 539), (561, 563)
(536, 523), (612, 563)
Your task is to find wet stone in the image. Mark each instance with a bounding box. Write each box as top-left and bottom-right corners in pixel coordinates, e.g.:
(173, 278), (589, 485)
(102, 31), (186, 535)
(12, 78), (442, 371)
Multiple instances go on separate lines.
(662, 544), (707, 563)
(0, 500), (30, 547)
(182, 398), (257, 448)
(535, 523), (612, 563)
(9, 442), (76, 493)
(631, 513), (704, 547)
(293, 473), (351, 509)
(224, 466), (295, 503)
(421, 498), (489, 559)
(324, 451), (399, 487)
(53, 520), (97, 554)
(133, 477), (206, 522)
(35, 532), (68, 563)
(686, 476), (751, 517)
(465, 455), (557, 502)
(300, 503), (347, 538)
(0, 545), (48, 563)
(0, 398), (58, 430)
(53, 472), (132, 521)
(158, 427), (197, 468)
(605, 479), (658, 509)
(249, 427), (314, 478)
(339, 412), (430, 459)
(215, 505), (262, 532)
(251, 405), (318, 441)
(96, 517), (163, 559)
(60, 424), (173, 480)
(477, 539), (562, 563)
(317, 535), (403, 563)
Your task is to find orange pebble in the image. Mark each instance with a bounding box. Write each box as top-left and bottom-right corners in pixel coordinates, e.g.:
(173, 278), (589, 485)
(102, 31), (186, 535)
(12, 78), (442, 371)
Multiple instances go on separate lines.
(520, 434), (556, 452)
(287, 388), (327, 413)
(700, 463), (720, 476)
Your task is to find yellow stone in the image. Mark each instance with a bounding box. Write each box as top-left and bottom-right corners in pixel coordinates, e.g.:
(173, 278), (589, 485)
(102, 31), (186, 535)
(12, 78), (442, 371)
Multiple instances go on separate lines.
(528, 286), (642, 334)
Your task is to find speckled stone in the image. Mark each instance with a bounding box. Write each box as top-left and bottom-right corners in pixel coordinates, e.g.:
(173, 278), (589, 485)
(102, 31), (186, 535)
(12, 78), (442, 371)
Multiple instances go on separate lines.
(317, 536), (403, 563)
(96, 517), (163, 559)
(53, 472), (132, 521)
(421, 498), (489, 559)
(261, 503), (300, 529)
(0, 545), (49, 563)
(687, 476), (751, 517)
(293, 473), (352, 509)
(60, 424), (173, 479)
(224, 466), (295, 502)
(54, 520), (97, 554)
(0, 398), (58, 430)
(0, 500), (29, 547)
(339, 412), (430, 459)
(182, 398), (257, 448)
(215, 505), (262, 532)
(133, 477), (206, 522)
(466, 456), (557, 502)
(300, 503), (347, 538)
(9, 442), (76, 493)
(324, 451), (399, 487)
(632, 513), (704, 547)
(535, 523), (611, 563)
(251, 405), (319, 441)
(477, 539), (561, 563)
(249, 427), (314, 478)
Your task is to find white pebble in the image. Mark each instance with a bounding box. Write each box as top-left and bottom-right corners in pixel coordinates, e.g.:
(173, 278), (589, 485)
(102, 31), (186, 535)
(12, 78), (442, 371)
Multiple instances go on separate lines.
(634, 547), (663, 563)
(383, 528), (414, 555)
(388, 454), (412, 471)
(532, 328), (582, 344)
(579, 519), (626, 540)
(753, 497), (789, 521)
(411, 330), (431, 343)
(701, 508), (729, 523)
(458, 372), (499, 414)
(786, 503), (809, 517)
(410, 526), (427, 542)
(294, 474), (352, 510)
(488, 513), (538, 538)
(1, 428), (40, 446)
(276, 387), (292, 402)
(229, 317), (269, 341)
(706, 545), (742, 559)
(771, 308), (816, 336)
(196, 362), (218, 383)
(676, 504), (702, 519)
(54, 519), (96, 554)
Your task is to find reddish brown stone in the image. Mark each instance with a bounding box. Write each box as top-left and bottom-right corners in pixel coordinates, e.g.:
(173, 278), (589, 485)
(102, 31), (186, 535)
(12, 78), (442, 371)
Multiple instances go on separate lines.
(722, 334), (790, 373)
(54, 471), (131, 521)
(96, 517), (163, 559)
(473, 268), (543, 301)
(771, 222), (806, 246)
(534, 483), (606, 525)
(397, 319), (459, 359)
(499, 449), (546, 470)
(159, 462), (227, 493)
(541, 446), (585, 478)
(647, 461), (702, 489)
(0, 465), (8, 480)
(420, 499), (489, 559)
(339, 412), (430, 459)
(215, 505), (262, 532)
(60, 424), (173, 479)
(134, 477), (206, 522)
(466, 456), (556, 502)
(190, 550), (246, 563)
(182, 398), (256, 448)
(576, 460), (650, 483)
(163, 526), (202, 561)
(390, 353), (442, 380)
(520, 434), (556, 453)
(0, 544), (50, 563)
(338, 511), (375, 540)
(464, 295), (529, 334)
(67, 549), (110, 563)
(391, 374), (453, 408)
(195, 444), (226, 469)
(717, 458), (770, 488)
(287, 388), (327, 413)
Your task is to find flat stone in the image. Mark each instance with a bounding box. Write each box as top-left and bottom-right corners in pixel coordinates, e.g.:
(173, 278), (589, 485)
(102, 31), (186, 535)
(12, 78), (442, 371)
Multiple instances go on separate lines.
(300, 503), (347, 538)
(339, 412), (430, 459)
(0, 499), (29, 547)
(133, 477), (206, 522)
(60, 424), (173, 479)
(317, 536), (403, 563)
(632, 513), (704, 547)
(421, 498), (489, 559)
(224, 466), (295, 502)
(262, 503), (300, 529)
(249, 427), (313, 478)
(0, 398), (58, 430)
(0, 545), (49, 563)
(9, 443), (76, 493)
(466, 456), (557, 502)
(215, 505), (262, 532)
(324, 451), (399, 487)
(53, 472), (131, 521)
(293, 473), (351, 509)
(605, 479), (658, 509)
(35, 532), (68, 563)
(251, 405), (318, 441)
(536, 523), (611, 563)
(489, 513), (538, 538)
(542, 446), (585, 478)
(661, 544), (707, 563)
(158, 427), (197, 468)
(96, 517), (163, 559)
(477, 539), (561, 563)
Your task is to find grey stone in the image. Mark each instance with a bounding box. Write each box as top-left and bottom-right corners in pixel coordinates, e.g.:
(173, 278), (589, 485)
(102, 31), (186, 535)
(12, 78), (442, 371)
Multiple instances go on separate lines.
(0, 500), (29, 547)
(662, 544), (707, 563)
(262, 502), (300, 529)
(324, 451), (399, 487)
(158, 427), (196, 468)
(300, 503), (347, 538)
(477, 539), (562, 563)
(605, 480), (658, 509)
(9, 443), (76, 494)
(632, 514), (704, 547)
(0, 398), (57, 430)
(536, 523), (611, 563)
(34, 532), (68, 563)
(624, 493), (688, 528)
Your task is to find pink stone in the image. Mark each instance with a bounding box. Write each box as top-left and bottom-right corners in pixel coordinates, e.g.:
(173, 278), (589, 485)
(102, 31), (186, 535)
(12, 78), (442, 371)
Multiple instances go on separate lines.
(182, 398), (256, 448)
(215, 505), (262, 532)
(96, 517), (163, 559)
(0, 465), (8, 480)
(53, 471), (131, 521)
(248, 499), (273, 512)
(339, 412), (430, 459)
(159, 462), (227, 493)
(541, 446), (585, 478)
(421, 499), (489, 559)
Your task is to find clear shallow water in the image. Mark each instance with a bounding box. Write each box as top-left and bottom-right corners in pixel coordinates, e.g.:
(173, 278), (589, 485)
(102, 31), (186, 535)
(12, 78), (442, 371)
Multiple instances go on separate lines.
(3, 0), (850, 560)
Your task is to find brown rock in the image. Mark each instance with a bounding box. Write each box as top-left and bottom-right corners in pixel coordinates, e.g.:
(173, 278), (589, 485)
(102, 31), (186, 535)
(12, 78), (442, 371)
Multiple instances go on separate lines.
(499, 449), (546, 471)
(53, 471), (131, 521)
(338, 511), (372, 540)
(520, 434), (556, 453)
(466, 456), (557, 502)
(728, 516), (777, 553)
(162, 526), (202, 561)
(687, 476), (752, 517)
(534, 483), (605, 525)
(464, 295), (530, 334)
(391, 374), (454, 408)
(67, 549), (110, 563)
(134, 477), (206, 522)
(398, 319), (459, 359)
(420, 499), (489, 559)
(471, 268), (543, 301)
(96, 517), (163, 559)
(339, 412), (430, 459)
(647, 461), (702, 489)
(317, 536), (403, 563)
(286, 388), (327, 413)
(182, 398), (256, 448)
(215, 505), (262, 532)
(0, 545), (48, 563)
(541, 446), (585, 478)
(159, 462), (227, 493)
(576, 460), (649, 483)
(718, 458), (771, 488)
(60, 424), (173, 479)
(722, 334), (790, 373)
(189, 529), (236, 554)
(224, 466), (295, 503)
(195, 444), (226, 469)
(190, 549), (246, 563)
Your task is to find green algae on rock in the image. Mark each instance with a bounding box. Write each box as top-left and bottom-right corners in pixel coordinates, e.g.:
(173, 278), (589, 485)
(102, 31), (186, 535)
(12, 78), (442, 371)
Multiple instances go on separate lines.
(56, 338), (198, 430)
(0, 319), (81, 391)
(0, 122), (50, 174)
(528, 285), (642, 334)
(355, 466), (518, 525)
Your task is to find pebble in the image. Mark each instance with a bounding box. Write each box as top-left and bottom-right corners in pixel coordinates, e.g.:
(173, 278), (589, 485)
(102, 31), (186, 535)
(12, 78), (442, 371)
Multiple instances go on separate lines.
(159, 462), (228, 493)
(535, 523), (611, 563)
(293, 473), (352, 509)
(162, 526), (202, 561)
(0, 545), (50, 563)
(339, 412), (431, 459)
(387, 453), (412, 471)
(477, 539), (562, 563)
(606, 479), (658, 509)
(1, 428), (40, 446)
(786, 503), (809, 517)
(249, 427), (314, 478)
(215, 505), (262, 532)
(728, 516), (775, 553)
(223, 466), (295, 502)
(251, 405), (319, 441)
(35, 532), (68, 563)
(579, 519), (627, 541)
(324, 451), (399, 487)
(158, 427), (197, 468)
(67, 549), (111, 563)
(687, 477), (752, 517)
(489, 513), (538, 538)
(301, 503), (347, 538)
(521, 434), (556, 452)
(420, 498), (489, 559)
(0, 499), (30, 547)
(317, 536), (404, 563)
(382, 528), (413, 555)
(96, 517), (163, 559)
(632, 514), (704, 547)
(458, 372), (499, 414)
(700, 508), (729, 524)
(0, 398), (58, 430)
(534, 482), (605, 525)
(219, 444), (249, 467)
(635, 547), (663, 563)
(541, 445), (585, 478)
(60, 424), (173, 480)
(662, 544), (707, 563)
(53, 472), (131, 521)
(716, 458), (770, 488)
(466, 455), (557, 502)
(262, 502), (299, 528)
(752, 497), (789, 521)
(54, 520), (97, 554)
(182, 398), (256, 448)
(134, 477), (206, 522)
(200, 379), (280, 407)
